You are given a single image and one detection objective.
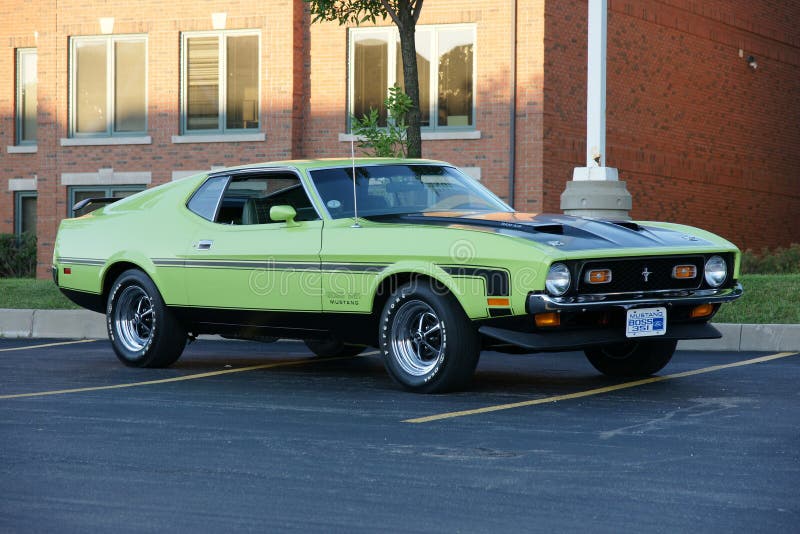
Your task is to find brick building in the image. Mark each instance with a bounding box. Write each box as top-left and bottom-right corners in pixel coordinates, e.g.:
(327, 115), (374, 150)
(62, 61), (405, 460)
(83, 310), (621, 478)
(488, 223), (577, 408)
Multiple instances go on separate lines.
(1, 0), (798, 278)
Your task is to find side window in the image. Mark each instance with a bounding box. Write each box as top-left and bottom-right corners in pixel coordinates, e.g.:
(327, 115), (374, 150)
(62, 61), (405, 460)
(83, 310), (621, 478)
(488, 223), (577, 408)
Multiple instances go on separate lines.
(216, 173), (318, 225)
(187, 175), (229, 221)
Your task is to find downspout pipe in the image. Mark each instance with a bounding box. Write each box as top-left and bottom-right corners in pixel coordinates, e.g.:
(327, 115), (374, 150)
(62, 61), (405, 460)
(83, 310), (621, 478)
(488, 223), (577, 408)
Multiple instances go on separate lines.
(508, 0), (518, 208)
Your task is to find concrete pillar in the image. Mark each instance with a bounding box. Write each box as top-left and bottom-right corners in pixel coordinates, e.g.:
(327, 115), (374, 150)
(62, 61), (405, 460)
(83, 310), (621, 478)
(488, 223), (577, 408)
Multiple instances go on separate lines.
(561, 0), (632, 220)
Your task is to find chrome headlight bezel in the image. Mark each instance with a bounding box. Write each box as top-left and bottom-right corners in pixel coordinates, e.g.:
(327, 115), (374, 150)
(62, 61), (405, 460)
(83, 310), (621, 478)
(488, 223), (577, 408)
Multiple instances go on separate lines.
(704, 255), (728, 288)
(545, 263), (572, 296)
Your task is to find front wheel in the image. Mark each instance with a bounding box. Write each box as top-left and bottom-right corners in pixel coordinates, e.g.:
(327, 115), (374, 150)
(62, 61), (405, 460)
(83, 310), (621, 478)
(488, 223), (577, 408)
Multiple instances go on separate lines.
(584, 339), (677, 377)
(380, 281), (480, 393)
(107, 269), (187, 368)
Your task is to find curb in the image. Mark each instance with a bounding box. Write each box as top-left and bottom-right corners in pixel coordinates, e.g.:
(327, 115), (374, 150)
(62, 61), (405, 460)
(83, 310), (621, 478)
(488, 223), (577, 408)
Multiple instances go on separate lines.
(1, 308), (799, 351)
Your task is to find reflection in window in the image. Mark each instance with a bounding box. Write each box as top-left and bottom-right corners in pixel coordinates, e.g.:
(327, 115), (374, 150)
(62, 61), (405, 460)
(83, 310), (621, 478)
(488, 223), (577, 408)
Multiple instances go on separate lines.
(115, 40), (147, 132)
(353, 34), (388, 125)
(16, 49), (37, 144)
(349, 25), (474, 131)
(15, 192), (37, 235)
(396, 32), (431, 127)
(437, 30), (473, 128)
(183, 31), (260, 134)
(226, 35), (259, 130)
(75, 42), (107, 134)
(71, 36), (147, 136)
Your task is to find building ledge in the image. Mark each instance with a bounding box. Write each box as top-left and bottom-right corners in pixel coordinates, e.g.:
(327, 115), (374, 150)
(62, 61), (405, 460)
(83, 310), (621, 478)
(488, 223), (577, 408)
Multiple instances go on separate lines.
(7, 145), (38, 154)
(172, 133), (266, 144)
(60, 136), (152, 146)
(338, 130), (482, 142)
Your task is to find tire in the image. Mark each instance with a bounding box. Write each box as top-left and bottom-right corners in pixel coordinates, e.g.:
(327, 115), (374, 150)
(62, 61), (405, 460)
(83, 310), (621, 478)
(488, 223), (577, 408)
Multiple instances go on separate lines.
(380, 281), (480, 393)
(304, 338), (367, 358)
(106, 269), (187, 368)
(584, 339), (677, 377)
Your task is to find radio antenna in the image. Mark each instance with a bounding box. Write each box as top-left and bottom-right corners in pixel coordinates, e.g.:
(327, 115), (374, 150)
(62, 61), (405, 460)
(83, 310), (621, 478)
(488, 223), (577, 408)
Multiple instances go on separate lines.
(351, 139), (361, 228)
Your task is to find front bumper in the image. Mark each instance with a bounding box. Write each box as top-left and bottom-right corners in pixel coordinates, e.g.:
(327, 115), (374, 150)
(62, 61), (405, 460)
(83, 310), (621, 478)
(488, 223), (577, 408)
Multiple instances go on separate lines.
(480, 322), (721, 352)
(526, 283), (743, 314)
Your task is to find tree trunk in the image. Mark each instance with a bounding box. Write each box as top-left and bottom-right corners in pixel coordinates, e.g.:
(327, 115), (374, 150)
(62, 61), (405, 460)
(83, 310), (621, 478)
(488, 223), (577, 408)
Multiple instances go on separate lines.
(396, 8), (422, 158)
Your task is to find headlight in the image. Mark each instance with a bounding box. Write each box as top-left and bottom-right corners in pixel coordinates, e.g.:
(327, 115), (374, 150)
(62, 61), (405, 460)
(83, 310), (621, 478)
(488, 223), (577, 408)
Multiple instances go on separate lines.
(704, 256), (727, 287)
(545, 263), (571, 296)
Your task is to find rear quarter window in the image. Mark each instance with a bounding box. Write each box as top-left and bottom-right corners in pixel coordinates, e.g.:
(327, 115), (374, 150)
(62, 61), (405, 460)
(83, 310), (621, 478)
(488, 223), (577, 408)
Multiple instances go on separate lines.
(187, 176), (229, 221)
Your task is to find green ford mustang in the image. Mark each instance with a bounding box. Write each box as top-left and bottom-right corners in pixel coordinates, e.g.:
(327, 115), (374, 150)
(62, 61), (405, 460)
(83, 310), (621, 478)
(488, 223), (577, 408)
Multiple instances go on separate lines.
(53, 158), (743, 392)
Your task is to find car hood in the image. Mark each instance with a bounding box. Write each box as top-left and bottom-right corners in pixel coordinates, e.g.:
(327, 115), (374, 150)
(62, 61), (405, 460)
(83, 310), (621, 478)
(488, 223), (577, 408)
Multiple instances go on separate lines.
(366, 211), (717, 252)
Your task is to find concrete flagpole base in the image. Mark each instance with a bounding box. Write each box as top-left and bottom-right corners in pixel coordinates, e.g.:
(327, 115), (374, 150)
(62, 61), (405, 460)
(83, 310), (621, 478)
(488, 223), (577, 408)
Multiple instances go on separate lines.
(560, 170), (633, 220)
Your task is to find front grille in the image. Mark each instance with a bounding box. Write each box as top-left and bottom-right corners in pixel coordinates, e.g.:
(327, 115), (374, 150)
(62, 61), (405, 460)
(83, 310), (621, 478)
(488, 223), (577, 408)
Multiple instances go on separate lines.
(576, 256), (705, 295)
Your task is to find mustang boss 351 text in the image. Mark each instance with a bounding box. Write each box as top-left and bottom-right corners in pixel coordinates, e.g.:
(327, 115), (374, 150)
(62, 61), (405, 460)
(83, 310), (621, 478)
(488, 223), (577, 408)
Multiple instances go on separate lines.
(54, 159), (742, 392)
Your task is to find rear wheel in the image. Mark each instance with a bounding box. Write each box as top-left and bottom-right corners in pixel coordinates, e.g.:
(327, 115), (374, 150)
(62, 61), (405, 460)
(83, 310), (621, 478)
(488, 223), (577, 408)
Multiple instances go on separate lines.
(304, 337), (366, 358)
(380, 281), (480, 393)
(584, 339), (677, 377)
(107, 269), (187, 367)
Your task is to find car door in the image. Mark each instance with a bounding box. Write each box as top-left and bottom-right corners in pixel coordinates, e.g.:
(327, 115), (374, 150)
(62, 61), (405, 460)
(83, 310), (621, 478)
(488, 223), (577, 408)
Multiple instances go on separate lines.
(182, 170), (323, 313)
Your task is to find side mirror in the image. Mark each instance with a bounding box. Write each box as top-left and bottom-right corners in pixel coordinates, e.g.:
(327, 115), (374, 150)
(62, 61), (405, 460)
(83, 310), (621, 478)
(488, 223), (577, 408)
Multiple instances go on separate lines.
(270, 205), (298, 226)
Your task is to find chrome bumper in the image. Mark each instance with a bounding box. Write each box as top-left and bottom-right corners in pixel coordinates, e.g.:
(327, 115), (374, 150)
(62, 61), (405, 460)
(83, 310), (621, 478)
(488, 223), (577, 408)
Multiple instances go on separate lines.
(526, 283), (743, 314)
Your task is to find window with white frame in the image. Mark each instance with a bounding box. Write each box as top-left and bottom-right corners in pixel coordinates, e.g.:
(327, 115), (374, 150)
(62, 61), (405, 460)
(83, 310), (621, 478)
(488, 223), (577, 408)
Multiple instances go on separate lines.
(68, 186), (145, 217)
(14, 191), (37, 235)
(69, 35), (147, 137)
(349, 25), (475, 130)
(181, 31), (260, 134)
(16, 48), (37, 145)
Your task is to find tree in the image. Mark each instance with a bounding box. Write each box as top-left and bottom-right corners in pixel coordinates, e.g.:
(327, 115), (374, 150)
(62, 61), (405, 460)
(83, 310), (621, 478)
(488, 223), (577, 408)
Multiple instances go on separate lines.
(305, 0), (425, 158)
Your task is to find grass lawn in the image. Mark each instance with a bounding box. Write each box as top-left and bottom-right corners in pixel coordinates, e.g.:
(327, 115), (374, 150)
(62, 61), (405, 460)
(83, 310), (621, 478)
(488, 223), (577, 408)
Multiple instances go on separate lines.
(713, 274), (800, 324)
(1, 274), (797, 324)
(0, 278), (80, 310)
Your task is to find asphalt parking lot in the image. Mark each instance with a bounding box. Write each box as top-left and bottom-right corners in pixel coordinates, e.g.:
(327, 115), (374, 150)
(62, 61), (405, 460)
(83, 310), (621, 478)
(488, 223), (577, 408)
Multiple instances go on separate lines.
(1, 338), (797, 533)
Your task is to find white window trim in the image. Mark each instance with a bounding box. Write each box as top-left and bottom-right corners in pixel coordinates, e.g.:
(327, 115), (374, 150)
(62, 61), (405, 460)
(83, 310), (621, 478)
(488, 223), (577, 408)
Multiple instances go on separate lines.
(7, 145), (38, 153)
(348, 24), (477, 133)
(180, 29), (262, 136)
(69, 34), (148, 138)
(171, 133), (265, 144)
(61, 169), (152, 186)
(15, 48), (37, 146)
(8, 177), (37, 192)
(171, 166), (226, 181)
(60, 136), (151, 146)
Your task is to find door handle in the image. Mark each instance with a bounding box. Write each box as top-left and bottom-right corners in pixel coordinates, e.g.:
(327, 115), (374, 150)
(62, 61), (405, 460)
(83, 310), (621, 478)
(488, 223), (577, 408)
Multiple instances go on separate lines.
(196, 240), (213, 250)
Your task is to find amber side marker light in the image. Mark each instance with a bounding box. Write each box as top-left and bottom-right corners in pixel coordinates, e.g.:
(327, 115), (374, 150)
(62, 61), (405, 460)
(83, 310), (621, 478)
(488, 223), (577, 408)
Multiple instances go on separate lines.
(487, 298), (510, 307)
(535, 312), (561, 327)
(690, 304), (715, 318)
(672, 265), (697, 279)
(585, 269), (612, 284)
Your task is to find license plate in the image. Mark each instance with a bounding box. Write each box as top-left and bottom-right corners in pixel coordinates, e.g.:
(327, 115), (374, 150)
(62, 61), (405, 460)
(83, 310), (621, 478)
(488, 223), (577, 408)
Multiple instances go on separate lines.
(626, 307), (667, 338)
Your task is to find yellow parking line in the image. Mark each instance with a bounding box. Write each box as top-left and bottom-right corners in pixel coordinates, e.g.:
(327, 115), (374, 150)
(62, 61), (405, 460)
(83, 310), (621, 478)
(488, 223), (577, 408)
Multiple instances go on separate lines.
(0, 339), (97, 352)
(0, 350), (378, 400)
(404, 351), (798, 424)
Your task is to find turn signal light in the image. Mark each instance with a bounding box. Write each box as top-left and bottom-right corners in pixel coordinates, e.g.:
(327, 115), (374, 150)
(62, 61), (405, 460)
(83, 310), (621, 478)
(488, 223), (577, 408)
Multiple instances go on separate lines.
(585, 269), (612, 284)
(487, 297), (510, 307)
(672, 265), (697, 279)
(535, 312), (561, 327)
(690, 304), (714, 318)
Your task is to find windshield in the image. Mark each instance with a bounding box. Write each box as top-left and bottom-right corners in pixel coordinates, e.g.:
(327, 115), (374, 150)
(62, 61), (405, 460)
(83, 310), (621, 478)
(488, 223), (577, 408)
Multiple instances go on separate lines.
(309, 164), (511, 219)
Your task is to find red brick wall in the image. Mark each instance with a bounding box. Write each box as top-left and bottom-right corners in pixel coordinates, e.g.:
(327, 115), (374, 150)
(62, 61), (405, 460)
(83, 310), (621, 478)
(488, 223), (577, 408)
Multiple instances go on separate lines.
(3, 1), (300, 277)
(543, 0), (800, 250)
(2, 0), (798, 281)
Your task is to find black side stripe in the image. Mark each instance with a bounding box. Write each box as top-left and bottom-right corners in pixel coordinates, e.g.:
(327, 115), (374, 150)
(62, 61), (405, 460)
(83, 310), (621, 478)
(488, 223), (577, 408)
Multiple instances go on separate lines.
(56, 257), (105, 266)
(440, 266), (510, 297)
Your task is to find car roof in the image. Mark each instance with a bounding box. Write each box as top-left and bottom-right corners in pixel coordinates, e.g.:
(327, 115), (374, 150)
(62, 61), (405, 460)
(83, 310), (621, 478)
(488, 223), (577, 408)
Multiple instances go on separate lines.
(213, 158), (451, 173)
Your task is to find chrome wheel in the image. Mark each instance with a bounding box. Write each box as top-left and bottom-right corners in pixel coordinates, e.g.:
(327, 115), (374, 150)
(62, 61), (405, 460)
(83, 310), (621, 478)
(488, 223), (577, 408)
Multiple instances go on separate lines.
(390, 300), (445, 377)
(113, 285), (155, 352)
